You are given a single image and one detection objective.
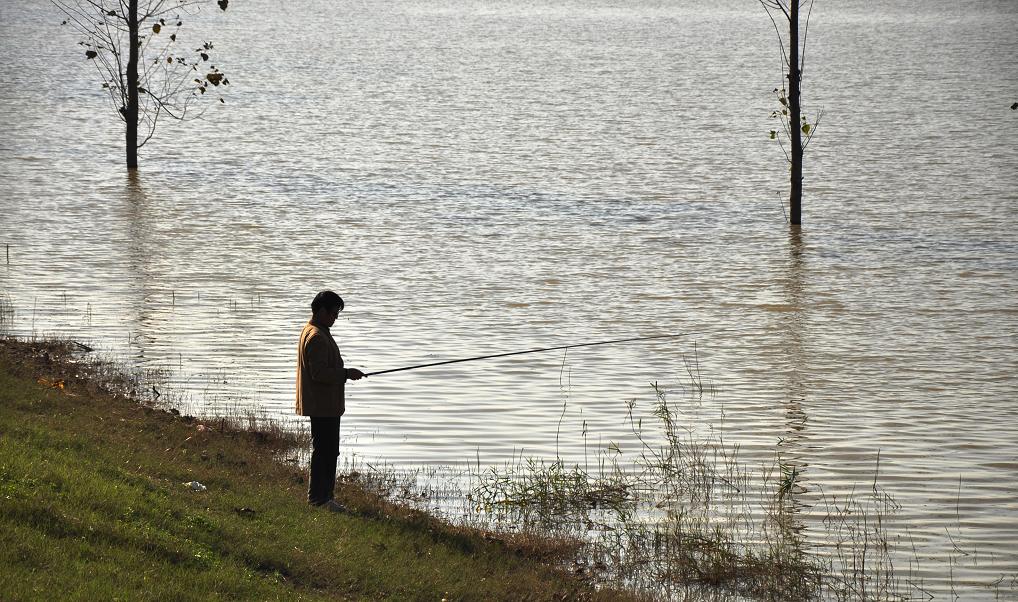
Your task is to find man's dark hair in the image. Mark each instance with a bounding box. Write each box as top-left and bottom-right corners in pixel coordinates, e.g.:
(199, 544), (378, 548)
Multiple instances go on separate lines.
(311, 290), (344, 313)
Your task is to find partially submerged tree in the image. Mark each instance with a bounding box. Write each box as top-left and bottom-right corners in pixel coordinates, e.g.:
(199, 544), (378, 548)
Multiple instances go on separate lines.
(758, 0), (822, 226)
(54, 0), (231, 170)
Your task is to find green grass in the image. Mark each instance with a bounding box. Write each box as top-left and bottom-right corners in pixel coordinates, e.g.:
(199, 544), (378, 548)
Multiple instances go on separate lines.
(0, 338), (635, 601)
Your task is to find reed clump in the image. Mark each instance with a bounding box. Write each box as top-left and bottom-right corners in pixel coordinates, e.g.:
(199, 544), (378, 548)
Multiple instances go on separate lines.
(0, 293), (13, 329)
(361, 376), (930, 600)
(463, 383), (827, 600)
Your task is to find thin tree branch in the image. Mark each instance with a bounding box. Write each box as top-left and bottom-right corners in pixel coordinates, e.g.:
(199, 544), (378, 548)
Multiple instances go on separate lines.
(799, 0), (815, 77)
(801, 108), (824, 150)
(758, 0), (790, 72)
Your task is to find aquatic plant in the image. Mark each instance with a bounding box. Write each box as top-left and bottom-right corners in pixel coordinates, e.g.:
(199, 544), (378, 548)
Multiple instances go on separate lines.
(356, 377), (947, 600)
(0, 293), (13, 330)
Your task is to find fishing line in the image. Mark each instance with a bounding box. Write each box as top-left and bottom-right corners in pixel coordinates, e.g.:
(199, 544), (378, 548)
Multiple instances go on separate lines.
(363, 333), (686, 377)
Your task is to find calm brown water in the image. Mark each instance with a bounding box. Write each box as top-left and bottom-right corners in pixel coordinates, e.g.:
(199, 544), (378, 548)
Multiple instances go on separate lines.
(2, 0), (1017, 597)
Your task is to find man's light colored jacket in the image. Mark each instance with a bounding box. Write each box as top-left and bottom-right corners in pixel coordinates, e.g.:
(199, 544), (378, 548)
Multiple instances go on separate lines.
(296, 320), (347, 417)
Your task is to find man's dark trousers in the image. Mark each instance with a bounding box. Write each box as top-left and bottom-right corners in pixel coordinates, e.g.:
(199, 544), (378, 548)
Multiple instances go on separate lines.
(308, 416), (341, 505)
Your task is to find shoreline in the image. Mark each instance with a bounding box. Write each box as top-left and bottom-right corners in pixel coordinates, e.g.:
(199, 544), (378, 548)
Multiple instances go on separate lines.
(0, 336), (633, 601)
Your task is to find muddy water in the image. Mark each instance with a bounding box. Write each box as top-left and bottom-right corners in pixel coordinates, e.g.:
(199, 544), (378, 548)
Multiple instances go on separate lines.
(2, 0), (1017, 596)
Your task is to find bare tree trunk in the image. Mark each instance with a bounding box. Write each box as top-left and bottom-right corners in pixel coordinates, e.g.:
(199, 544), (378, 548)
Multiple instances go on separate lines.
(787, 1), (803, 225)
(126, 0), (139, 170)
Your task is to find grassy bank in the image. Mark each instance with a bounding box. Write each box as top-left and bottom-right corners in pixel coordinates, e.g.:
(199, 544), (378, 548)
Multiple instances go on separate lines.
(0, 337), (634, 601)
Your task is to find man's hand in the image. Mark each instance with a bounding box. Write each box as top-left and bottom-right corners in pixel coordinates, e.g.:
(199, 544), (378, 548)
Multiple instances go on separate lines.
(347, 368), (366, 381)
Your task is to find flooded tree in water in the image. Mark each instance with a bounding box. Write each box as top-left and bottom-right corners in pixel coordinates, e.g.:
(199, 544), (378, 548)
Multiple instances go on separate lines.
(54, 0), (231, 170)
(758, 0), (823, 226)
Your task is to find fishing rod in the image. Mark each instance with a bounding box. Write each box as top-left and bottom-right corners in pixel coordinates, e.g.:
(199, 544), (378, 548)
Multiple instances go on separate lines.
(363, 333), (685, 377)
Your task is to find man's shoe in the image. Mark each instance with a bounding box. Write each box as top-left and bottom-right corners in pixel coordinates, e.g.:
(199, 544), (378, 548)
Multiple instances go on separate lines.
(321, 499), (349, 513)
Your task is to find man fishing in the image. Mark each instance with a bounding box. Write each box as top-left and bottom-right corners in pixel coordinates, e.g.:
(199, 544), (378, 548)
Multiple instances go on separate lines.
(296, 290), (365, 510)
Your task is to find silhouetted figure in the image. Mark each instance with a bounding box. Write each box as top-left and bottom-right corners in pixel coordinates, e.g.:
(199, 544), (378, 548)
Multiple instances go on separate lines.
(296, 291), (365, 510)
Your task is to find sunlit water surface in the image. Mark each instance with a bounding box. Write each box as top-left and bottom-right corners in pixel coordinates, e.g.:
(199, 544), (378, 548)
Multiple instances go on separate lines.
(2, 0), (1016, 597)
